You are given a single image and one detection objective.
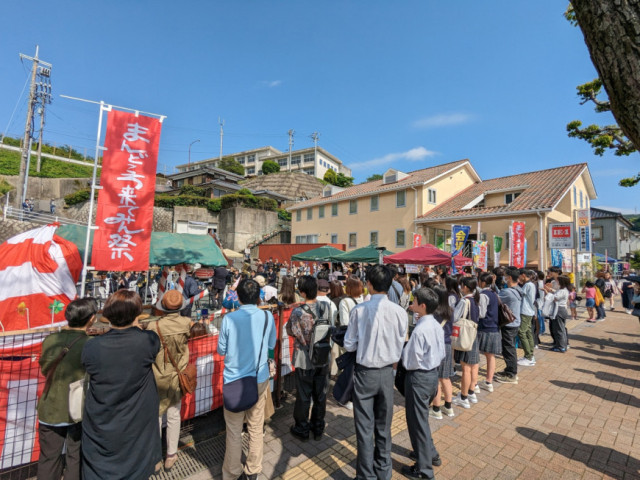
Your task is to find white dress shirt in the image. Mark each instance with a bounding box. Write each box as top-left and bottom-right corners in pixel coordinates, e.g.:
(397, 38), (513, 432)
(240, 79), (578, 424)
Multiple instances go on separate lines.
(401, 314), (445, 371)
(344, 294), (408, 368)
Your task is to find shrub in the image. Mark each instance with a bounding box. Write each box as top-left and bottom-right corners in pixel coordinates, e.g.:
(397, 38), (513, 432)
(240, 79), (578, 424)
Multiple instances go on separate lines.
(179, 185), (207, 197)
(262, 159), (280, 175)
(64, 189), (92, 206)
(220, 192), (277, 211)
(277, 208), (292, 221)
(206, 198), (222, 213)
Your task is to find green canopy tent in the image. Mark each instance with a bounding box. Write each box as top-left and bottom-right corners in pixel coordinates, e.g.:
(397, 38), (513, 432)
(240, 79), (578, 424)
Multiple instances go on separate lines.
(333, 244), (394, 264)
(291, 245), (345, 262)
(56, 224), (228, 267)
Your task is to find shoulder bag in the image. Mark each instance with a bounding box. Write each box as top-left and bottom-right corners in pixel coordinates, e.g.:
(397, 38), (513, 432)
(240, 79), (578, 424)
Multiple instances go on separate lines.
(157, 322), (197, 395)
(223, 311), (268, 413)
(451, 298), (477, 352)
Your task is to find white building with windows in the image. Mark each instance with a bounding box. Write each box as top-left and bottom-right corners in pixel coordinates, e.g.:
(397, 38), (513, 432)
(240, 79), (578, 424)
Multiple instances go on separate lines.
(175, 146), (351, 180)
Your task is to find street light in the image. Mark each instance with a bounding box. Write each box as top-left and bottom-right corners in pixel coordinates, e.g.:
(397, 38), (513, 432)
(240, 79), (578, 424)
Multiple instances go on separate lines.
(189, 139), (200, 166)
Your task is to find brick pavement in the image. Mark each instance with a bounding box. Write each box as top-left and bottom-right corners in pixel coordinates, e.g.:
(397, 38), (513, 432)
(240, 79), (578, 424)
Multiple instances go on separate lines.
(177, 308), (640, 480)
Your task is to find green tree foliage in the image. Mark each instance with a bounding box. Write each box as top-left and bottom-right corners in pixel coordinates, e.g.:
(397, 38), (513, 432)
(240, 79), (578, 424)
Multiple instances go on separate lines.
(277, 208), (292, 221)
(179, 185), (207, 197)
(64, 189), (92, 206)
(153, 194), (221, 213)
(323, 169), (354, 188)
(261, 159), (280, 175)
(218, 157), (245, 176)
(366, 173), (383, 182)
(220, 191), (277, 211)
(0, 148), (96, 178)
(0, 179), (14, 196)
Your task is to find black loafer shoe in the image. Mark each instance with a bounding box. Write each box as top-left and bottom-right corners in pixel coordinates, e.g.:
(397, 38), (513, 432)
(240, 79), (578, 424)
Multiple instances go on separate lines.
(408, 451), (441, 466)
(289, 426), (309, 442)
(401, 464), (430, 479)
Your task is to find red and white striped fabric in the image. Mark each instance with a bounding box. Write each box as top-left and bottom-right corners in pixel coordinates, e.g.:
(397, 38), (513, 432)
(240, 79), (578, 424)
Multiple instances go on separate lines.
(0, 224), (83, 331)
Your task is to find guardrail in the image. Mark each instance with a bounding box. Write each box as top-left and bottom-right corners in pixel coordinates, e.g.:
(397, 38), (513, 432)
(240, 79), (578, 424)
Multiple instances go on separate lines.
(2, 206), (86, 226)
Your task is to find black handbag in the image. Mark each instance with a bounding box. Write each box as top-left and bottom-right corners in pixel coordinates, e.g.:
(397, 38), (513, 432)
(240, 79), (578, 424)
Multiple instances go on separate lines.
(223, 312), (268, 413)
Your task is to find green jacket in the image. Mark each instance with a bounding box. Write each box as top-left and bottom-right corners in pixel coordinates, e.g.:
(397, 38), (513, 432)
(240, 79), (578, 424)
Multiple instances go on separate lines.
(37, 329), (89, 425)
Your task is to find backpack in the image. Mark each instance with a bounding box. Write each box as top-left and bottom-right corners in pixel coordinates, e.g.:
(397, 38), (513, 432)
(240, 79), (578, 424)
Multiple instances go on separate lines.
(301, 303), (333, 367)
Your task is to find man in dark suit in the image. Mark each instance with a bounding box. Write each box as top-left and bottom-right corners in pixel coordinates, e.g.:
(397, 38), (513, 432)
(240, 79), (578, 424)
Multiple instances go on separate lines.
(213, 265), (229, 309)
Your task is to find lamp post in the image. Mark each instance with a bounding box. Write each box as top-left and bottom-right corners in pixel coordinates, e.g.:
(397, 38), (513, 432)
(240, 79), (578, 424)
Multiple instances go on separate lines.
(189, 139), (200, 166)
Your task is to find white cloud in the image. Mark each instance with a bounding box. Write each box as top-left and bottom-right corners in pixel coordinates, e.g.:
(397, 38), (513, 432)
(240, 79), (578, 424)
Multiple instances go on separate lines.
(412, 113), (474, 129)
(593, 205), (639, 215)
(261, 80), (282, 88)
(350, 146), (437, 170)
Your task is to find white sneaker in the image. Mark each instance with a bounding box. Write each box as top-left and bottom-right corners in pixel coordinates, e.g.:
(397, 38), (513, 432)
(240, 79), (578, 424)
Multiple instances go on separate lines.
(442, 405), (455, 417)
(479, 380), (494, 392)
(530, 356), (536, 365)
(517, 358), (535, 367)
(467, 392), (478, 404)
(429, 407), (443, 419)
(453, 394), (471, 409)
(473, 384), (480, 394)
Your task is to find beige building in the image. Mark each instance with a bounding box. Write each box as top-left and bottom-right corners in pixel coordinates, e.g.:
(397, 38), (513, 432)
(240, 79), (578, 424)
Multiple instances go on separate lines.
(416, 163), (597, 270)
(288, 159), (480, 249)
(176, 146), (351, 181)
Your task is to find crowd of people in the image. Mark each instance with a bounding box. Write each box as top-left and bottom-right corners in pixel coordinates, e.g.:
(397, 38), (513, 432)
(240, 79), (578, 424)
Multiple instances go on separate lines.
(36, 257), (640, 480)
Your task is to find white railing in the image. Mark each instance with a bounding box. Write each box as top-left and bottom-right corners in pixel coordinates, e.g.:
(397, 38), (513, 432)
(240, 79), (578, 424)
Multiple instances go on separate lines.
(2, 205), (86, 226)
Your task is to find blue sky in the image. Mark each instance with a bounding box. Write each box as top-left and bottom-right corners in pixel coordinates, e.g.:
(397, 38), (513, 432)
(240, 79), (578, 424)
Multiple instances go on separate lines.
(1, 1), (637, 213)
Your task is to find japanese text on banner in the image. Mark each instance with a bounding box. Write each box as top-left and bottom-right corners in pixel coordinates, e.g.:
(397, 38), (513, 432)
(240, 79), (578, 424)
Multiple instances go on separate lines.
(92, 110), (162, 270)
(510, 221), (526, 268)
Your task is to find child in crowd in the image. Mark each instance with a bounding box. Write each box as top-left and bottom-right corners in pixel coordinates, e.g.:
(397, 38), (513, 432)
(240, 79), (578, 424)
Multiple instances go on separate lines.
(582, 281), (596, 322)
(568, 284), (578, 320)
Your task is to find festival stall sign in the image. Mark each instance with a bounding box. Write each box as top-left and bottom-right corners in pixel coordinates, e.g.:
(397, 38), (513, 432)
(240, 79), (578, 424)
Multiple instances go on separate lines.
(92, 110), (162, 271)
(473, 241), (488, 271)
(549, 223), (574, 249)
(451, 225), (470, 273)
(510, 221), (526, 268)
(412, 234), (422, 248)
(0, 224), (82, 331)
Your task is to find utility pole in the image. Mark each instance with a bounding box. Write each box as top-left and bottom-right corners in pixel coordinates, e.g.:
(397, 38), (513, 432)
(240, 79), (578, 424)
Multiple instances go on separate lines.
(218, 117), (224, 164)
(35, 67), (52, 172)
(288, 129), (294, 172)
(310, 131), (320, 174)
(16, 46), (52, 207)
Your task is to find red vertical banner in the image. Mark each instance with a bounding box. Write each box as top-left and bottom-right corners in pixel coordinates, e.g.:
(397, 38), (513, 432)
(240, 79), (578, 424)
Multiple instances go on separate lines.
(412, 234), (422, 248)
(92, 110), (162, 271)
(510, 221), (526, 268)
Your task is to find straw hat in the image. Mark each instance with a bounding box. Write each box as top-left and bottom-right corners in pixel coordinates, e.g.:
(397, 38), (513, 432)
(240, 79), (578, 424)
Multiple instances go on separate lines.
(156, 290), (188, 312)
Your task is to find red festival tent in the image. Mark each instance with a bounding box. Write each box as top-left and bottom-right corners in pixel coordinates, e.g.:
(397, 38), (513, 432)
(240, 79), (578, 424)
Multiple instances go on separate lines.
(383, 244), (472, 268)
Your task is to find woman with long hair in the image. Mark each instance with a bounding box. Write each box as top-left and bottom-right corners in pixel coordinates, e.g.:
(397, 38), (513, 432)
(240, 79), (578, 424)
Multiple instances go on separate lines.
(429, 285), (455, 419)
(82, 290), (162, 479)
(452, 277), (480, 410)
(278, 275), (302, 305)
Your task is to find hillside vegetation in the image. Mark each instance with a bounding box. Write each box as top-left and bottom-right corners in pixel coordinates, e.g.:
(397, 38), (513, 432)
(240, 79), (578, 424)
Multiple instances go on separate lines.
(0, 148), (97, 178)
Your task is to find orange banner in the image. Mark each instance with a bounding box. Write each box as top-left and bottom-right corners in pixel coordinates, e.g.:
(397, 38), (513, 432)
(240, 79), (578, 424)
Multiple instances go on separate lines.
(92, 110), (162, 270)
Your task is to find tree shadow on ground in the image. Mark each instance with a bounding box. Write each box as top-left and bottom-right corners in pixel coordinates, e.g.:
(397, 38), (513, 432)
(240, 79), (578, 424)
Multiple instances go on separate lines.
(569, 345), (640, 362)
(574, 368), (640, 388)
(575, 355), (638, 371)
(567, 333), (640, 352)
(516, 427), (640, 479)
(549, 380), (640, 408)
(605, 330), (640, 337)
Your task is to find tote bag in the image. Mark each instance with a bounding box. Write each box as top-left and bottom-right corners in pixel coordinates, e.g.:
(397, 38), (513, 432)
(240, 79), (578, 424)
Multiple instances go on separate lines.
(451, 299), (477, 352)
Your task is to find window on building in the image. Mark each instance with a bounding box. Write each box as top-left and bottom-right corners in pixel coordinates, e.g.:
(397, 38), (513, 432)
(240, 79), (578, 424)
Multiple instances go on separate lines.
(396, 229), (406, 247)
(296, 210), (301, 222)
(319, 205), (325, 218)
(370, 195), (379, 211)
(505, 192), (521, 204)
(247, 167), (255, 175)
(349, 199), (358, 214)
(291, 155), (301, 165)
(573, 186), (577, 205)
(384, 173), (397, 184)
(177, 180), (184, 187)
(304, 153), (315, 163)
(349, 233), (357, 248)
(370, 231), (378, 246)
(592, 226), (603, 241)
(396, 190), (406, 207)
(331, 234), (338, 243)
(295, 235), (319, 244)
(332, 203), (338, 216)
(278, 158), (288, 167)
(236, 156), (245, 164)
(428, 188), (437, 204)
(579, 190), (583, 208)
(307, 208), (312, 220)
(213, 188), (224, 197)
(247, 154), (255, 163)
(303, 168), (315, 175)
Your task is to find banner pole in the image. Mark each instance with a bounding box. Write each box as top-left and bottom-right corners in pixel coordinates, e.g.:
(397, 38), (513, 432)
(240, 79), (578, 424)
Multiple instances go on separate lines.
(79, 101), (109, 297)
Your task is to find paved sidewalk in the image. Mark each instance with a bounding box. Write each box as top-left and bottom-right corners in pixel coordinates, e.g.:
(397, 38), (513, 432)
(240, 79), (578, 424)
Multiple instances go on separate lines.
(168, 309), (640, 480)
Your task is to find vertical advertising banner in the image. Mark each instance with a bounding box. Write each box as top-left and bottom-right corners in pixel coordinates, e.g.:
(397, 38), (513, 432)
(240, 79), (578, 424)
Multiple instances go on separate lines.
(510, 221), (526, 268)
(451, 225), (470, 273)
(474, 241), (488, 271)
(412, 233), (422, 248)
(92, 110), (162, 271)
(493, 236), (503, 268)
